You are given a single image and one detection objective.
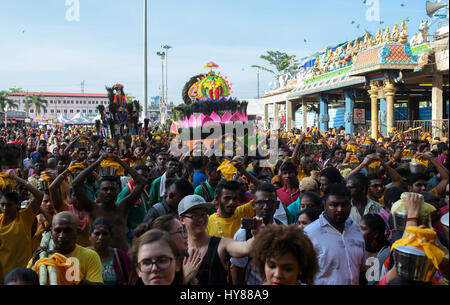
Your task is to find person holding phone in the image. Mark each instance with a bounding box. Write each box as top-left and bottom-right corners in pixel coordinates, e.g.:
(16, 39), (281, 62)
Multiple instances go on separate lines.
(231, 183), (282, 285)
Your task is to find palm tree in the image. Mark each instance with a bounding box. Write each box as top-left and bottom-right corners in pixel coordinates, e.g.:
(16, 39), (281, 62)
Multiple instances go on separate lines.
(251, 50), (297, 80)
(0, 91), (17, 112)
(25, 94), (48, 117)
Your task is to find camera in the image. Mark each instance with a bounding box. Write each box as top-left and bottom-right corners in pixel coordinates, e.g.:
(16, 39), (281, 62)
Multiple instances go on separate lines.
(241, 218), (257, 230)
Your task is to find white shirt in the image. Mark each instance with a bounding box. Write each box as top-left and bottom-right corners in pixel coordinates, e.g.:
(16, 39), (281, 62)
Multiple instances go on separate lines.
(349, 197), (383, 225)
(273, 196), (288, 225)
(304, 212), (366, 285)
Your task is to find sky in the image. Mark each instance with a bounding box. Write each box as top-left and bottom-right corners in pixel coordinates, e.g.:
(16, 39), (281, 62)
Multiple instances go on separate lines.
(0, 0), (441, 106)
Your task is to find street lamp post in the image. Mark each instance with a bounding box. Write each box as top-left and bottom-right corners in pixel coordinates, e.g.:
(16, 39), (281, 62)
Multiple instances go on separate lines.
(162, 45), (172, 114)
(156, 51), (165, 123)
(257, 68), (260, 99)
(143, 0), (148, 120)
(250, 66), (261, 99)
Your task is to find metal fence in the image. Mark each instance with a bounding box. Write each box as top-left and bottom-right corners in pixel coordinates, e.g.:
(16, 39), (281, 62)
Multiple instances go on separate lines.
(353, 119), (449, 139)
(395, 119), (449, 139)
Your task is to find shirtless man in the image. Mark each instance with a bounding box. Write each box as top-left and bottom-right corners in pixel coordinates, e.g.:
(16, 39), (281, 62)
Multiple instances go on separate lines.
(72, 153), (146, 251)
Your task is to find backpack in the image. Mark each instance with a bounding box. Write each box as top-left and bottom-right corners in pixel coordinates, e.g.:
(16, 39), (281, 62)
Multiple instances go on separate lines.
(151, 202), (167, 219)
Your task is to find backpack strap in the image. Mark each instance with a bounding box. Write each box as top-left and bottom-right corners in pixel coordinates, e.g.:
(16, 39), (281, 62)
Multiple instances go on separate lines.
(113, 248), (126, 285)
(153, 203), (167, 218)
(200, 182), (212, 202)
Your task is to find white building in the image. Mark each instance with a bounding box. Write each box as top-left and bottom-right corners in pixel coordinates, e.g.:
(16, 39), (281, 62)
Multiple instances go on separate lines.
(8, 92), (109, 120)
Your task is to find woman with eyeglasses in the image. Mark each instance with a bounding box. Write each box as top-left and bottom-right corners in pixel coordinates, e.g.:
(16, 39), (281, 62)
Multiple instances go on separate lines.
(129, 228), (184, 285)
(148, 214), (203, 285)
(88, 217), (132, 285)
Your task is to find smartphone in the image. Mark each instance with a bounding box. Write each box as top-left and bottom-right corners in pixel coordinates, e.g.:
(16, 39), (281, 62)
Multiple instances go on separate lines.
(241, 218), (257, 230)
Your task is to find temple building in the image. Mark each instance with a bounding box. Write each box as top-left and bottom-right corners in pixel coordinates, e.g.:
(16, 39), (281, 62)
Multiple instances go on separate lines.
(261, 20), (449, 139)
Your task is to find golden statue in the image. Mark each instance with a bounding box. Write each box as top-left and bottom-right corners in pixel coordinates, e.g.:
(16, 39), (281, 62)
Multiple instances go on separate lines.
(399, 20), (409, 44)
(383, 27), (391, 43)
(391, 24), (400, 42)
(352, 39), (360, 57)
(375, 29), (383, 45)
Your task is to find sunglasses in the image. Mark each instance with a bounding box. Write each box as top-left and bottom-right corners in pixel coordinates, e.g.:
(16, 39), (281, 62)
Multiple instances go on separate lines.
(254, 200), (279, 207)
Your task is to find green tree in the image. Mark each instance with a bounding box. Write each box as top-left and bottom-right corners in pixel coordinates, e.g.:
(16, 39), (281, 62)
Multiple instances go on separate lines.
(9, 88), (23, 93)
(0, 91), (19, 112)
(24, 94), (48, 117)
(251, 51), (297, 79)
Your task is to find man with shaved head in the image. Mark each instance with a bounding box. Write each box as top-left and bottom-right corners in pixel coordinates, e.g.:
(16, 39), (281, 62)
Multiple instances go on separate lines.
(29, 212), (103, 285)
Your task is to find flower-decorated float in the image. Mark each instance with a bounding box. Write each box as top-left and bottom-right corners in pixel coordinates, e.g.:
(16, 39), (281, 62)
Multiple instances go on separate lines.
(94, 83), (143, 176)
(171, 62), (251, 151)
(94, 84), (141, 155)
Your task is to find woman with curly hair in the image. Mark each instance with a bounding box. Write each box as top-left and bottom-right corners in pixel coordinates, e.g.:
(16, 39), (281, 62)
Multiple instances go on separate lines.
(250, 224), (319, 285)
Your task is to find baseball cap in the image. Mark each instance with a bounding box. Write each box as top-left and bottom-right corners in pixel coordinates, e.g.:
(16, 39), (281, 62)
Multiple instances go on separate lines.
(178, 194), (214, 216)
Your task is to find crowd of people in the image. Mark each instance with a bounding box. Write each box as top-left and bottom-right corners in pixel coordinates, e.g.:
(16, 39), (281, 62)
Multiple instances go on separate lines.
(0, 123), (448, 286)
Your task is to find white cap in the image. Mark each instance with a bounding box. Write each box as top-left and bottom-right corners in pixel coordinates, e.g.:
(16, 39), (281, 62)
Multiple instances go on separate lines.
(178, 194), (214, 216)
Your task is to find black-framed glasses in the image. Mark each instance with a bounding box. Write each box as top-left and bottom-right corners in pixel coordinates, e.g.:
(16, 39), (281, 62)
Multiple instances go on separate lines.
(182, 212), (208, 220)
(136, 256), (174, 272)
(254, 200), (278, 207)
(170, 226), (188, 238)
(446, 191), (450, 196)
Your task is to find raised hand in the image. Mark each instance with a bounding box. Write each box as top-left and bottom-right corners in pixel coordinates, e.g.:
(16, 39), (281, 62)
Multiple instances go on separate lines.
(183, 248), (203, 284)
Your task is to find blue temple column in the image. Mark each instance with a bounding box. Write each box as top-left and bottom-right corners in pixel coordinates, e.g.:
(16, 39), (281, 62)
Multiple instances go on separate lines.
(319, 94), (329, 132)
(379, 98), (387, 136)
(343, 89), (355, 136)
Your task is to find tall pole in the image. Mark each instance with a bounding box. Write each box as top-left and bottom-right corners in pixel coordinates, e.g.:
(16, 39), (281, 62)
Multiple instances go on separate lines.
(143, 0), (148, 119)
(162, 45), (172, 123)
(257, 68), (260, 99)
(156, 51), (165, 123)
(161, 54), (164, 122)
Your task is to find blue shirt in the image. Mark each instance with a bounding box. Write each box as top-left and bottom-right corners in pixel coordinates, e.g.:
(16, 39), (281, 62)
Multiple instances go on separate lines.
(287, 196), (302, 222)
(193, 171), (208, 189)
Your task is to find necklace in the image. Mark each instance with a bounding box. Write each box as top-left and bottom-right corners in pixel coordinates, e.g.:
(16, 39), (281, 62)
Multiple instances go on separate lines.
(214, 212), (237, 237)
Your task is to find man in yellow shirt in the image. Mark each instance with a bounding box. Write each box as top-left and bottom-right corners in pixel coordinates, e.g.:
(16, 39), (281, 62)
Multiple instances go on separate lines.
(28, 212), (103, 285)
(206, 181), (255, 239)
(0, 170), (44, 282)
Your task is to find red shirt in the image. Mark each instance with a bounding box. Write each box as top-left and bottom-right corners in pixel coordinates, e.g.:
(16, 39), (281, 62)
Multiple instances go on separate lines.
(277, 185), (301, 206)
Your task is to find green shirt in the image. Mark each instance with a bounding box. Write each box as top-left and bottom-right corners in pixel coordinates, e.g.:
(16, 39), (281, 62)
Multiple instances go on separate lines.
(84, 181), (99, 202)
(116, 184), (151, 231)
(194, 181), (217, 215)
(101, 258), (117, 285)
(149, 176), (162, 206)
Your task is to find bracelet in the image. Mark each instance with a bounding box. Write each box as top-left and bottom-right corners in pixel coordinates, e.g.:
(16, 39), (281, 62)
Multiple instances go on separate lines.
(406, 217), (419, 222)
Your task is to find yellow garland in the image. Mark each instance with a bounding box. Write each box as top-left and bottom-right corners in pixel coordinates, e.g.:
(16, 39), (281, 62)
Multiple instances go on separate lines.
(391, 226), (444, 270)
(32, 252), (81, 285)
(368, 161), (381, 168)
(411, 158), (429, 167)
(348, 154), (359, 163)
(401, 149), (412, 159)
(217, 159), (237, 181)
(100, 159), (124, 176)
(363, 138), (374, 145)
(346, 144), (357, 153)
(68, 163), (86, 173)
(0, 172), (16, 190)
